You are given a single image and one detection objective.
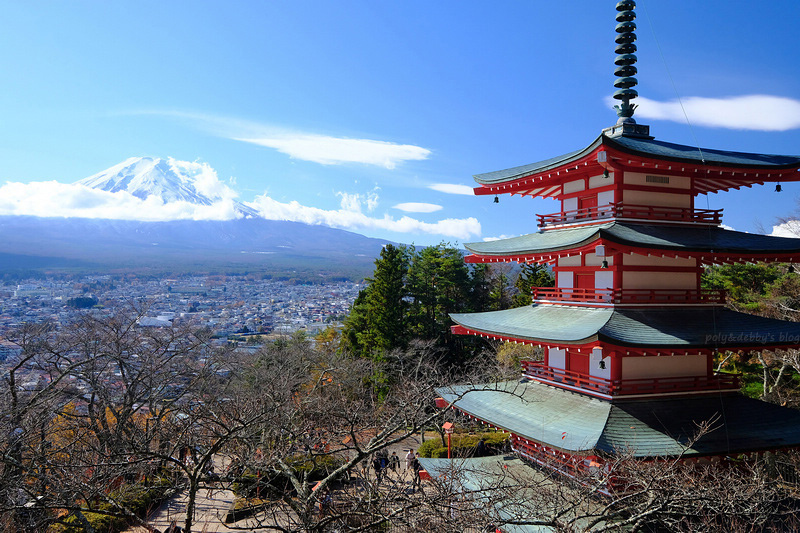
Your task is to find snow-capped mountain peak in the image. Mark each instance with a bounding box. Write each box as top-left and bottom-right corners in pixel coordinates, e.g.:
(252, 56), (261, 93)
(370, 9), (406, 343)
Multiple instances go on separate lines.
(76, 156), (225, 205)
(74, 156), (259, 218)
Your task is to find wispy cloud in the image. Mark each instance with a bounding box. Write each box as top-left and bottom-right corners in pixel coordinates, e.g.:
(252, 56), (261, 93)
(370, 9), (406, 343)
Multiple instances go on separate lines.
(392, 202), (443, 213)
(126, 110), (431, 169)
(237, 134), (430, 169)
(246, 194), (479, 240)
(428, 183), (474, 195)
(622, 95), (800, 131)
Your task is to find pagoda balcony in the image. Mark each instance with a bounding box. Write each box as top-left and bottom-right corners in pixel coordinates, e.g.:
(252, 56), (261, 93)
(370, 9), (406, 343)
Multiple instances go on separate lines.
(521, 361), (741, 398)
(537, 203), (723, 229)
(532, 287), (726, 306)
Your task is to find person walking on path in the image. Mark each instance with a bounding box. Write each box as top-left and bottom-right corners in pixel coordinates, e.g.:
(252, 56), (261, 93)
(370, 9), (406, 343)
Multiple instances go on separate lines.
(389, 452), (400, 475)
(372, 454), (384, 484)
(410, 454), (422, 492)
(405, 449), (415, 471)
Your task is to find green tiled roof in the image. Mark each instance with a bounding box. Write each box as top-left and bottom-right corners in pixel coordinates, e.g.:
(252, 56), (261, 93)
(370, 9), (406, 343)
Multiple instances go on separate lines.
(465, 224), (609, 256)
(609, 135), (800, 169)
(464, 222), (800, 258)
(607, 223), (800, 253)
(418, 455), (558, 533)
(474, 145), (593, 185)
(437, 381), (800, 457)
(473, 134), (800, 185)
(451, 305), (611, 344)
(451, 305), (800, 348)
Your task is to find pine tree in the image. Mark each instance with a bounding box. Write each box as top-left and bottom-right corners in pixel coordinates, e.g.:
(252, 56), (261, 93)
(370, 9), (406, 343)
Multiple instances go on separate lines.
(341, 244), (409, 359)
(513, 263), (554, 306)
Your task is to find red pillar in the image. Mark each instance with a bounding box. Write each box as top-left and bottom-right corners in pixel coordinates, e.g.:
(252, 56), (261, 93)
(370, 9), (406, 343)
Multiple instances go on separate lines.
(610, 351), (623, 390)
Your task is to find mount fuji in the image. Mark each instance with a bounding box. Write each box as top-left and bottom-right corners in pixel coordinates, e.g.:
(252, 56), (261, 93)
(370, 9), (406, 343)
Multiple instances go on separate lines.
(75, 156), (259, 217)
(0, 157), (390, 277)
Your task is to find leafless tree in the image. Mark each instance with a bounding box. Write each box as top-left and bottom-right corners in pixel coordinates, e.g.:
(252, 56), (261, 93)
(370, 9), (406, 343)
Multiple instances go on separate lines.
(0, 304), (242, 532)
(5, 309), (799, 533)
(411, 420), (800, 533)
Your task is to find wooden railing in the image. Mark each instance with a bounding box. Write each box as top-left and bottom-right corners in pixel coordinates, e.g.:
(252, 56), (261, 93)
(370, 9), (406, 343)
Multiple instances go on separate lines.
(521, 361), (740, 396)
(537, 203), (723, 227)
(532, 287), (726, 305)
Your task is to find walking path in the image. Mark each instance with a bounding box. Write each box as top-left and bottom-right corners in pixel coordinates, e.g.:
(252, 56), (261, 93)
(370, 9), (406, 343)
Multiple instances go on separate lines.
(124, 433), (432, 532)
(125, 455), (236, 533)
(126, 486), (235, 533)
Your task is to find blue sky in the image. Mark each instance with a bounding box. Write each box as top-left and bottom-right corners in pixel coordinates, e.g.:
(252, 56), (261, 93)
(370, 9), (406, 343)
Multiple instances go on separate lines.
(1, 1), (800, 246)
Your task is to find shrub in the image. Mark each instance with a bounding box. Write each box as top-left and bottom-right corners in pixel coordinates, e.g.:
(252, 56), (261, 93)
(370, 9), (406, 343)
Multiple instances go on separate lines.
(232, 454), (346, 498)
(417, 439), (441, 458)
(418, 431), (510, 458)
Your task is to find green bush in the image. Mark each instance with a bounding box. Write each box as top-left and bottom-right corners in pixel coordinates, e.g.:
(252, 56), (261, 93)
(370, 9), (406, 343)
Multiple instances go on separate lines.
(417, 439), (441, 458)
(417, 431), (510, 458)
(232, 454), (346, 498)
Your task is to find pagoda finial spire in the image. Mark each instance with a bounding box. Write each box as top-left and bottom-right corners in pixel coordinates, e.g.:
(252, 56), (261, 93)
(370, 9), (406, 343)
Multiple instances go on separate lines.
(613, 0), (639, 123)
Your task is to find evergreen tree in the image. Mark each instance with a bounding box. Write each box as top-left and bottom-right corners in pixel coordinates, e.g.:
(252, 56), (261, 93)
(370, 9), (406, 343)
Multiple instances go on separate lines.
(343, 243), (495, 365)
(341, 244), (410, 359)
(513, 263), (555, 306)
(406, 244), (472, 340)
(406, 243), (486, 364)
(489, 270), (513, 311)
(469, 263), (492, 312)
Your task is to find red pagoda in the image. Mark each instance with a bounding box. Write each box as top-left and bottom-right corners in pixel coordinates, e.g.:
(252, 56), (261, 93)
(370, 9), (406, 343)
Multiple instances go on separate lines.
(438, 0), (800, 477)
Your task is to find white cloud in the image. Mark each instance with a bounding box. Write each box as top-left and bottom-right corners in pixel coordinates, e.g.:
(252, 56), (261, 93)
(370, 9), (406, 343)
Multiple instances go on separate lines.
(235, 133), (431, 169)
(429, 183), (474, 196)
(393, 202), (443, 213)
(771, 220), (800, 237)
(166, 158), (239, 201)
(482, 234), (516, 242)
(337, 190), (380, 212)
(246, 194), (480, 240)
(0, 180), (242, 221)
(621, 95), (800, 131)
(0, 179), (479, 239)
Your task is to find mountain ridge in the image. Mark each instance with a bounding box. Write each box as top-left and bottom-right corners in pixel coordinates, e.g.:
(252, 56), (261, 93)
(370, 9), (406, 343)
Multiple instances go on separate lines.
(0, 215), (390, 277)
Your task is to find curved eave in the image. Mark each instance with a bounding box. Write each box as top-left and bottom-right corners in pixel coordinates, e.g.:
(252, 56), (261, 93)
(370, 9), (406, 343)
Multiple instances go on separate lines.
(471, 134), (800, 198)
(473, 137), (602, 185)
(451, 305), (612, 347)
(464, 223), (800, 265)
(438, 381), (800, 458)
(464, 224), (606, 264)
(606, 135), (800, 171)
(437, 381), (608, 455)
(451, 305), (800, 350)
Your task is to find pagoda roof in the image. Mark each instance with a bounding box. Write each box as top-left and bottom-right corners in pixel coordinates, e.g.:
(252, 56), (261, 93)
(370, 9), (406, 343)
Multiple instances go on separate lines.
(438, 380), (800, 457)
(418, 455), (563, 533)
(609, 134), (800, 169)
(464, 222), (800, 263)
(450, 305), (800, 350)
(475, 135), (800, 186)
